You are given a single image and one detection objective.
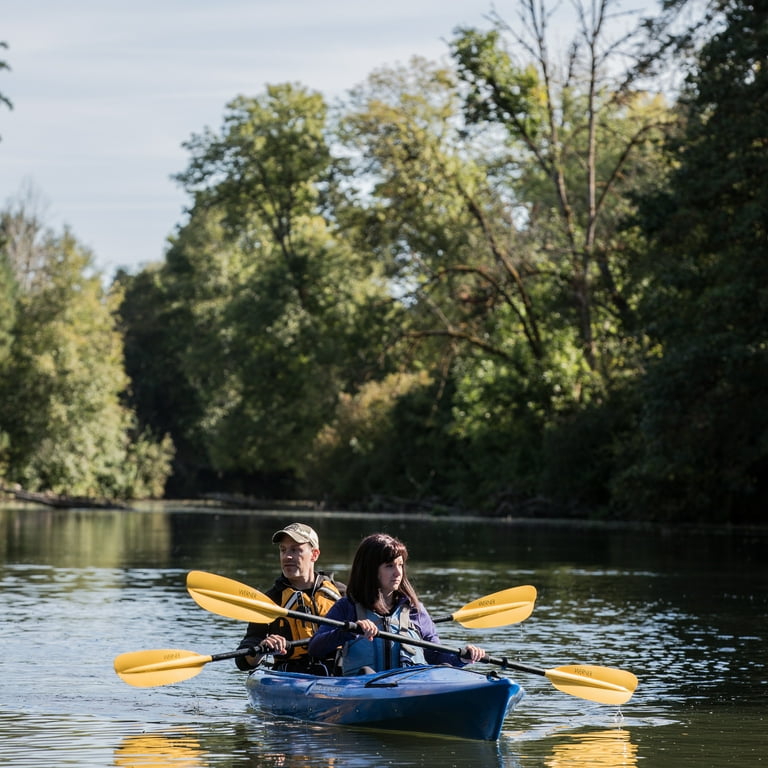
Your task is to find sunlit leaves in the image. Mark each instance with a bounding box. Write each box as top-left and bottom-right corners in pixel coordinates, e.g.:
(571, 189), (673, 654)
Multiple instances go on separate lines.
(0, 209), (173, 497)
(129, 83), (396, 483)
(451, 28), (544, 141)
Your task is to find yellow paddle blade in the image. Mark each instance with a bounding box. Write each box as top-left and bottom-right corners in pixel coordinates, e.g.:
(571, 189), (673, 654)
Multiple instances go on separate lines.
(545, 664), (639, 705)
(186, 570), (287, 623)
(114, 649), (213, 687)
(450, 585), (537, 628)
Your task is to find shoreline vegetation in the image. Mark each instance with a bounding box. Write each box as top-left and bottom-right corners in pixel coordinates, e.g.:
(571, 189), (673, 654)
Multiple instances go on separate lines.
(2, 487), (765, 535)
(0, 485), (551, 516)
(0, 492), (768, 537)
(0, 484), (132, 510)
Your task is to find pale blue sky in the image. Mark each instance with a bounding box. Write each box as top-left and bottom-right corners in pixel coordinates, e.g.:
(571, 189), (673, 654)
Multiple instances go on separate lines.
(1, 1), (498, 278)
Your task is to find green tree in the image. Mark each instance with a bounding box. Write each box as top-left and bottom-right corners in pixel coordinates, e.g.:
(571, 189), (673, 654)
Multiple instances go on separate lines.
(450, 0), (673, 392)
(116, 262), (203, 495)
(332, 58), (556, 507)
(330, 25), (674, 511)
(617, 0), (768, 523)
(0, 247), (16, 367)
(123, 83), (393, 493)
(303, 371), (476, 508)
(0, 203), (173, 498)
(340, 57), (545, 370)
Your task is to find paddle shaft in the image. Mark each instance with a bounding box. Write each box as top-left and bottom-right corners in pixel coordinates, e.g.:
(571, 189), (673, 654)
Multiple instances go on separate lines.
(275, 601), (505, 666)
(243, 638), (308, 657)
(208, 638), (308, 663)
(211, 648), (250, 663)
(118, 638), (309, 672)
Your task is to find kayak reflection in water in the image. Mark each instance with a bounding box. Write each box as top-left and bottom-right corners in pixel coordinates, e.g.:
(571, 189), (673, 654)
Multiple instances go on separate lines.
(308, 533), (485, 675)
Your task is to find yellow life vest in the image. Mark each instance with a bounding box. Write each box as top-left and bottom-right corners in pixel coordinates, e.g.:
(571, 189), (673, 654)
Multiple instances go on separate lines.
(276, 576), (342, 659)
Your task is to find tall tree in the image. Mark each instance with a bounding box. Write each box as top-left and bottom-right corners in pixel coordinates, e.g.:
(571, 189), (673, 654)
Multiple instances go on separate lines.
(332, 21), (674, 509)
(0, 202), (172, 498)
(116, 261), (203, 495)
(620, 0), (768, 523)
(127, 83), (393, 492)
(450, 0), (673, 393)
(336, 57), (566, 506)
(0, 243), (16, 368)
(341, 57), (545, 370)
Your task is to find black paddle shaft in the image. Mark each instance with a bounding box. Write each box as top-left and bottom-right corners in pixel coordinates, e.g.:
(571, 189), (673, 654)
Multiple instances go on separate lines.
(210, 638), (309, 663)
(278, 606), (544, 676)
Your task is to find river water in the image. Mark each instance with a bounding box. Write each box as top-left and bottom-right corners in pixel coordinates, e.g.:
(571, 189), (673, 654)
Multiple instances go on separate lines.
(0, 503), (765, 767)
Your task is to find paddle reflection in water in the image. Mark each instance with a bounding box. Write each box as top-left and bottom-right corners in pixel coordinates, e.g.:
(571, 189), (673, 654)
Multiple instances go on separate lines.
(114, 730), (206, 768)
(114, 721), (511, 768)
(545, 728), (638, 767)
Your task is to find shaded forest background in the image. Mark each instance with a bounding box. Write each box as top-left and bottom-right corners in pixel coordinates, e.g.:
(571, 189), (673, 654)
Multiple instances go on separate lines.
(1, 0), (766, 524)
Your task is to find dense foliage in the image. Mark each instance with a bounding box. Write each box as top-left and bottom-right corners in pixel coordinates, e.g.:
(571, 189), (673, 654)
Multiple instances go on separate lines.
(1, 1), (765, 524)
(0, 200), (173, 498)
(612, 0), (768, 523)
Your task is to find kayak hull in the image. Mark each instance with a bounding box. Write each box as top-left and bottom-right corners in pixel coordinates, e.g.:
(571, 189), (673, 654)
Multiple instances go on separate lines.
(246, 664), (524, 741)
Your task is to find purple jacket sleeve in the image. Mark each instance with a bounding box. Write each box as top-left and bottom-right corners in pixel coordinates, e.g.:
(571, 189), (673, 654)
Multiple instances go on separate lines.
(307, 597), (358, 658)
(411, 605), (468, 667)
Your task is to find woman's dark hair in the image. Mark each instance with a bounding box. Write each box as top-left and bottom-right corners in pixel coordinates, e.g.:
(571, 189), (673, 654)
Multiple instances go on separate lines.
(347, 533), (420, 611)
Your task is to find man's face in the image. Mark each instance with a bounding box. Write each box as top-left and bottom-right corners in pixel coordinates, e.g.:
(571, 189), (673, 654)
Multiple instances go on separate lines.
(277, 536), (318, 586)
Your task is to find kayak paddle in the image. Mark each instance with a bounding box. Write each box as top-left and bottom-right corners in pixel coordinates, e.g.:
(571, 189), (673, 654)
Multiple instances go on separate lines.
(114, 639), (308, 687)
(186, 570), (638, 705)
(432, 585), (537, 628)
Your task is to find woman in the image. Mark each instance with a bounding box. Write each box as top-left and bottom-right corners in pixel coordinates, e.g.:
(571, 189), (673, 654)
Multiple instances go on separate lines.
(308, 533), (485, 675)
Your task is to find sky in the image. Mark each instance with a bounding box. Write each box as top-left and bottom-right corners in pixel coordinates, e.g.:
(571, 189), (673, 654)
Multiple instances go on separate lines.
(1, 1), (499, 279)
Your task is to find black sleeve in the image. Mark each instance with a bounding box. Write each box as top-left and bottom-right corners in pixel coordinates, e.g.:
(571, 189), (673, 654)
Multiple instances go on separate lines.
(234, 621), (271, 670)
(233, 579), (284, 670)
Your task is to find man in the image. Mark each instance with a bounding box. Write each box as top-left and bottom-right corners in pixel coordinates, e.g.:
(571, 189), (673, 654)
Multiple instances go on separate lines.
(235, 522), (345, 673)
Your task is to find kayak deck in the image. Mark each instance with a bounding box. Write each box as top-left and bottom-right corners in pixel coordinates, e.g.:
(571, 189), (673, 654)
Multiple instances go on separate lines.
(246, 664), (524, 741)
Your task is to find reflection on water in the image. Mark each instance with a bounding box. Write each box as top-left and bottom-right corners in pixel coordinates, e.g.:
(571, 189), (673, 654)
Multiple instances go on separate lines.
(108, 724), (645, 768)
(0, 504), (176, 568)
(229, 719), (510, 768)
(113, 722), (510, 768)
(546, 729), (637, 767)
(114, 730), (206, 768)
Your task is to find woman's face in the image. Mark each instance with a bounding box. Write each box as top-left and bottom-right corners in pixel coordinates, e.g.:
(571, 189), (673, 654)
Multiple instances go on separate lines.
(377, 555), (404, 594)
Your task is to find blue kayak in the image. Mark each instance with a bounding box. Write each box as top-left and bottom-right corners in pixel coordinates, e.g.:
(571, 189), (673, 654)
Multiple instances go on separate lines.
(246, 664), (524, 741)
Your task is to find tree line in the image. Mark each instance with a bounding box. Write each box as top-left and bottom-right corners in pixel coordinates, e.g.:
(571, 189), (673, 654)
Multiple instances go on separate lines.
(1, 0), (765, 524)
